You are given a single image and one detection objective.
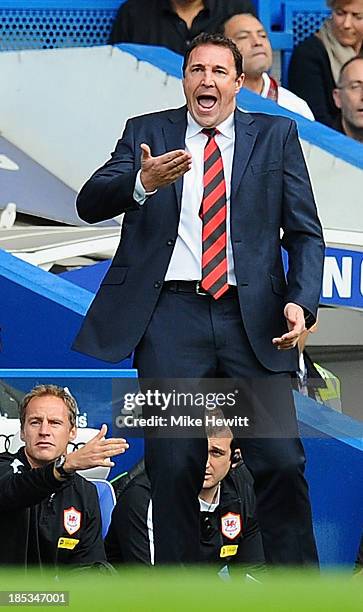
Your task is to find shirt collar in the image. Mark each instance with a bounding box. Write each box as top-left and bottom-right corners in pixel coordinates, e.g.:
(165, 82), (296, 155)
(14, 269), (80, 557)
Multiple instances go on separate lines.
(261, 72), (270, 98)
(186, 110), (235, 139)
(199, 483), (221, 512)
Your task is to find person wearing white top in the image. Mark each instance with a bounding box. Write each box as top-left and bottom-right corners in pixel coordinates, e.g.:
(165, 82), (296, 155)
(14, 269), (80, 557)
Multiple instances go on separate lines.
(224, 13), (315, 120)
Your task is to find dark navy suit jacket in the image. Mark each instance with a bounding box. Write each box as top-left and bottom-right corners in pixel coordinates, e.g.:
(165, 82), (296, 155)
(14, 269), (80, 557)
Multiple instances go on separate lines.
(73, 106), (325, 371)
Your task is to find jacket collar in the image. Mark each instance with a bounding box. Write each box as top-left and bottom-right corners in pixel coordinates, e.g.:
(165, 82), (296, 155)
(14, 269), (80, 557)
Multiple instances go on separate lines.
(232, 107), (258, 200)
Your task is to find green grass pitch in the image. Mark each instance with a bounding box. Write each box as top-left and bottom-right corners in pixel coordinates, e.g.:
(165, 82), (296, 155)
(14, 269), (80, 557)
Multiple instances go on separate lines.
(1, 568), (361, 611)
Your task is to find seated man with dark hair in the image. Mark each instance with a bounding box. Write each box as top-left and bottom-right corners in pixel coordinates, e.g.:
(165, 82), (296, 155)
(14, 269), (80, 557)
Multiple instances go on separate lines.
(105, 413), (265, 575)
(110, 0), (256, 56)
(0, 384), (128, 570)
(223, 13), (314, 119)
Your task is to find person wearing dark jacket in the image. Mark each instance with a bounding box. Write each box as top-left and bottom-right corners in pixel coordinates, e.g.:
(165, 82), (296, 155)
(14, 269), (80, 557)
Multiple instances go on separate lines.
(288, 0), (363, 127)
(105, 424), (265, 575)
(0, 384), (128, 569)
(109, 0), (256, 55)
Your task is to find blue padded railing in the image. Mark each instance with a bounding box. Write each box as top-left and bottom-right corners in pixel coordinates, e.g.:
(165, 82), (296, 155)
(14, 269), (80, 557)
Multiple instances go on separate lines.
(0, 0), (125, 51)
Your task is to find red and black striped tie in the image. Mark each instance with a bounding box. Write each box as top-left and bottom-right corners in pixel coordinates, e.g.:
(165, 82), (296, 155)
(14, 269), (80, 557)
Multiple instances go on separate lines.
(199, 128), (229, 299)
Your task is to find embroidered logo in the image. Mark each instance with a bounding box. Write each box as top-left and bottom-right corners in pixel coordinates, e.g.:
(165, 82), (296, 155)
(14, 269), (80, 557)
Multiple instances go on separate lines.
(221, 512), (242, 540)
(63, 506), (82, 536)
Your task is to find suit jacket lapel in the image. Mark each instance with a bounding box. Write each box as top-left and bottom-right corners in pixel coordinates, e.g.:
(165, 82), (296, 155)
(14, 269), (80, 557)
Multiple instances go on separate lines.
(162, 106), (188, 211)
(231, 109), (258, 201)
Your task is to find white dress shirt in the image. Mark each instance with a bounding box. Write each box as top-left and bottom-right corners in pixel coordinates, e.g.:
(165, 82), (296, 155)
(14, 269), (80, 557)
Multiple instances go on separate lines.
(260, 72), (315, 121)
(135, 111), (237, 284)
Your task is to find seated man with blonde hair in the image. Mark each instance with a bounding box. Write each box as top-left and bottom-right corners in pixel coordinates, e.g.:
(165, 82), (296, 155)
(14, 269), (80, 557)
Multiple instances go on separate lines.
(0, 384), (128, 569)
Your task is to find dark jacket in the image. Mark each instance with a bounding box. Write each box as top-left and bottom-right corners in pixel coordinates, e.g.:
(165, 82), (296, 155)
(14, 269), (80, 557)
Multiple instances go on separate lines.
(73, 106), (324, 372)
(288, 34), (338, 128)
(109, 0), (256, 55)
(105, 463), (265, 573)
(0, 447), (105, 568)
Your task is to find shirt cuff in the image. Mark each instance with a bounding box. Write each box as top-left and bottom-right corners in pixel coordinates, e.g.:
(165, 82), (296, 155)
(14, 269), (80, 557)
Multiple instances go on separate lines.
(133, 169), (157, 205)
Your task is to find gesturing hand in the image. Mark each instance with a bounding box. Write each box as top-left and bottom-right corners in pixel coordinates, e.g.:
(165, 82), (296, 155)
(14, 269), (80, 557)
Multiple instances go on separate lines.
(140, 143), (192, 192)
(63, 424), (129, 473)
(272, 303), (306, 351)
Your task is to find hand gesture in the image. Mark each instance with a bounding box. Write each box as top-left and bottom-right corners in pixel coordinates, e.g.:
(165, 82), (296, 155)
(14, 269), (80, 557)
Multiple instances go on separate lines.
(140, 143), (192, 192)
(272, 303), (305, 351)
(62, 424), (128, 473)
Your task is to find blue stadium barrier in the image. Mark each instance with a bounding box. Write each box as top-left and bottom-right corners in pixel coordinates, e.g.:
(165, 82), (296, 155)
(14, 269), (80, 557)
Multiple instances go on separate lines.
(297, 393), (363, 567)
(0, 249), (133, 369)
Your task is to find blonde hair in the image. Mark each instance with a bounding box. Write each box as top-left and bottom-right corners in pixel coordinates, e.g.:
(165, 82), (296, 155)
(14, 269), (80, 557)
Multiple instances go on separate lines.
(19, 384), (78, 429)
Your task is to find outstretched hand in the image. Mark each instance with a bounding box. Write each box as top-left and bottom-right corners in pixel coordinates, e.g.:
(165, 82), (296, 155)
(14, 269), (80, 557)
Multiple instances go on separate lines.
(272, 303), (305, 350)
(62, 424), (129, 473)
(140, 143), (192, 192)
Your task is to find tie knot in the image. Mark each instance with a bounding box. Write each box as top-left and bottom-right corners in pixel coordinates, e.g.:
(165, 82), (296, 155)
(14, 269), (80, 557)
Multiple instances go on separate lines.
(202, 128), (218, 140)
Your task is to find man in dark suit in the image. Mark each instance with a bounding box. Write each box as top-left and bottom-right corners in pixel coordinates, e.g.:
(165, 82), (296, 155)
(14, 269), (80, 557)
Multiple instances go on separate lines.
(73, 33), (325, 566)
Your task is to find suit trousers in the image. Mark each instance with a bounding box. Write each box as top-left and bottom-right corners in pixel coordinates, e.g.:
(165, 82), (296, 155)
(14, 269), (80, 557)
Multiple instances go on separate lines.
(134, 284), (319, 566)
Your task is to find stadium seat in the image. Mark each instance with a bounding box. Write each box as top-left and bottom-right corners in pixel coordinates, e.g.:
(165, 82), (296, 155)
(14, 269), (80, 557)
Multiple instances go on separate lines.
(0, 0), (127, 51)
(86, 478), (116, 539)
(280, 1), (330, 85)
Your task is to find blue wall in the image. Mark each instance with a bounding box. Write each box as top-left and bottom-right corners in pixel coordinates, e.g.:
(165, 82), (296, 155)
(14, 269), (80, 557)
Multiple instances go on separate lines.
(0, 249), (131, 368)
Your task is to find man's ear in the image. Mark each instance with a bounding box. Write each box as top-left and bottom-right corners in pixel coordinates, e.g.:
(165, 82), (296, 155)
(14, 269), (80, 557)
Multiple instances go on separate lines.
(20, 429), (25, 442)
(333, 88), (342, 110)
(235, 73), (245, 94)
(231, 447), (242, 467)
(68, 426), (77, 443)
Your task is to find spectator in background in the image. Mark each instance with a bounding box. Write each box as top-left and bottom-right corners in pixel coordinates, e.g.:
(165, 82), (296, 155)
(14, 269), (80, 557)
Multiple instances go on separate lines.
(288, 0), (363, 127)
(110, 0), (256, 55)
(333, 56), (363, 140)
(223, 13), (315, 119)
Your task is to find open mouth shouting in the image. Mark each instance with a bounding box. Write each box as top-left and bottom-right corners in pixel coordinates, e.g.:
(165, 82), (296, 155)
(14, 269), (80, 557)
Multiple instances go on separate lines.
(197, 94), (218, 112)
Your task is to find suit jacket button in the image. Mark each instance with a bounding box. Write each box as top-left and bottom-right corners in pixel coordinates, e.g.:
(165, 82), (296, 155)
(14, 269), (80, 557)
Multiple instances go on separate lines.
(154, 281), (162, 289)
(167, 239), (175, 246)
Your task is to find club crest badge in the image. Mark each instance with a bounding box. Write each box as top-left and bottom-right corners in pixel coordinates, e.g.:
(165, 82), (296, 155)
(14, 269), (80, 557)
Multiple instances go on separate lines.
(63, 506), (82, 536)
(221, 512), (242, 540)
